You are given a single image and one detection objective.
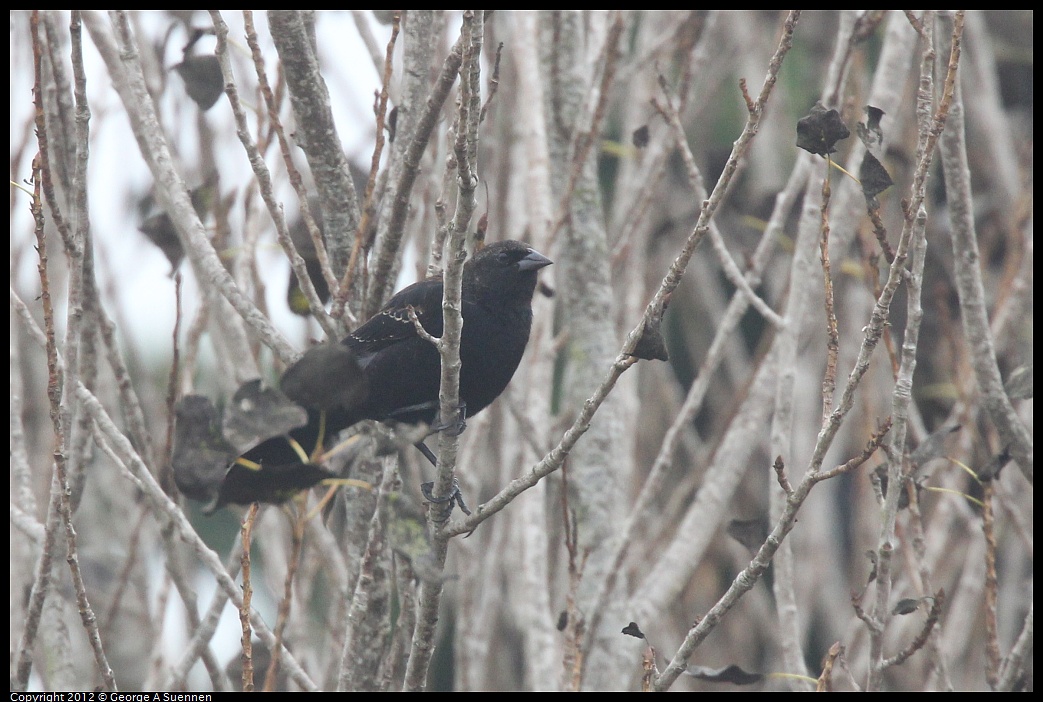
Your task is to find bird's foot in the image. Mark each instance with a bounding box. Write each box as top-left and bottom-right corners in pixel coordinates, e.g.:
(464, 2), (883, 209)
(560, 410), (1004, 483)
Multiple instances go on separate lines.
(435, 402), (468, 437)
(421, 476), (472, 521)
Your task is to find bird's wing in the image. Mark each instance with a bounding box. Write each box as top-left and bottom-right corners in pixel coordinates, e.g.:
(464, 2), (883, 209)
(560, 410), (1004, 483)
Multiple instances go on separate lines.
(345, 277), (445, 357)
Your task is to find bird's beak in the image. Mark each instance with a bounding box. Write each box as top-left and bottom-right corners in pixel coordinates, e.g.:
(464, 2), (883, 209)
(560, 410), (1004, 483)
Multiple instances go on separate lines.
(519, 249), (553, 272)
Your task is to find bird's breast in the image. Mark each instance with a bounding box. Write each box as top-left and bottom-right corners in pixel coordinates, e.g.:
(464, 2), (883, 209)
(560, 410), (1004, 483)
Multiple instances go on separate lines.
(457, 305), (533, 414)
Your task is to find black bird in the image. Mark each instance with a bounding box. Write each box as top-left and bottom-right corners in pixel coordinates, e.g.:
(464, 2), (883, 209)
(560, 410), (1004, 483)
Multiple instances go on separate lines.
(219, 240), (552, 506)
(339, 239), (552, 427)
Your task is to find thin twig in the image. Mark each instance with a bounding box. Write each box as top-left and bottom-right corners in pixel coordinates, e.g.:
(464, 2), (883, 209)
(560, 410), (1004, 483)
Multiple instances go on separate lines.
(880, 591), (945, 667)
(651, 80), (785, 329)
(239, 504), (259, 691)
(337, 14), (400, 315)
(350, 10), (387, 75)
(72, 381), (319, 691)
(81, 10), (293, 365)
(26, 17), (117, 690)
(981, 483), (1001, 688)
(937, 10), (1031, 483)
(866, 11), (968, 690)
(366, 19), (465, 318)
(654, 422), (887, 690)
(268, 10), (363, 299)
(819, 164), (839, 419)
(263, 504), (306, 691)
(403, 9), (483, 691)
(447, 10), (802, 541)
(241, 10), (340, 331)
(547, 11), (625, 244)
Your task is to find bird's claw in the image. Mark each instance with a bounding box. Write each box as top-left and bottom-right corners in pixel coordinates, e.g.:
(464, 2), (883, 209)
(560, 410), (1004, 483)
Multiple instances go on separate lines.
(435, 402), (468, 437)
(421, 476), (472, 522)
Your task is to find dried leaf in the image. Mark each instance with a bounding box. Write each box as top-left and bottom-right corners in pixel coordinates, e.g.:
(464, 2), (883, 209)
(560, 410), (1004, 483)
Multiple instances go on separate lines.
(632, 124), (650, 149)
(892, 598), (921, 616)
(796, 103), (850, 156)
(222, 379), (308, 455)
(727, 518), (768, 552)
(858, 151), (893, 198)
(174, 54), (223, 111)
(172, 395), (236, 502)
(621, 622), (645, 639)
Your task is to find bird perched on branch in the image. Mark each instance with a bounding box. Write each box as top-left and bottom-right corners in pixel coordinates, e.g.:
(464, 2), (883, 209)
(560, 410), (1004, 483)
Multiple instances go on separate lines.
(217, 240), (552, 506)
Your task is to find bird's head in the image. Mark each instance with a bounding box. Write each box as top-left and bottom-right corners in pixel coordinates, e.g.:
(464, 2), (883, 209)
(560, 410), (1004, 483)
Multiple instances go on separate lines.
(464, 239), (552, 303)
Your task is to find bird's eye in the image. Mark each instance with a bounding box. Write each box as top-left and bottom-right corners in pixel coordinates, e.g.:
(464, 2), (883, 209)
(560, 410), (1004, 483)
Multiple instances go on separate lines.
(496, 250), (510, 264)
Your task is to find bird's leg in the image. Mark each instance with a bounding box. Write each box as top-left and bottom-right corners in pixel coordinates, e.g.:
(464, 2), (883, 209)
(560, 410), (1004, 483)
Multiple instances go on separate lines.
(385, 402), (467, 436)
(310, 409), (328, 461)
(385, 400), (440, 424)
(414, 404), (470, 518)
(414, 440), (438, 467)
